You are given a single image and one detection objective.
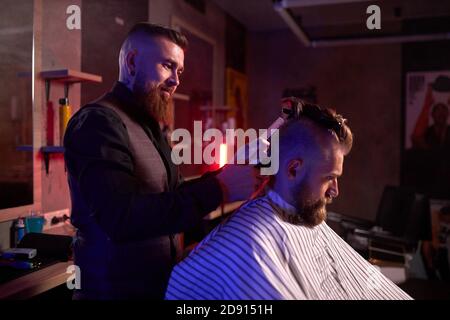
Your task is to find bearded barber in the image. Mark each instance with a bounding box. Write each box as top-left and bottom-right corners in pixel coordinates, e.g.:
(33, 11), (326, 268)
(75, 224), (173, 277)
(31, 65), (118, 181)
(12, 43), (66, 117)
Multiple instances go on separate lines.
(63, 23), (257, 300)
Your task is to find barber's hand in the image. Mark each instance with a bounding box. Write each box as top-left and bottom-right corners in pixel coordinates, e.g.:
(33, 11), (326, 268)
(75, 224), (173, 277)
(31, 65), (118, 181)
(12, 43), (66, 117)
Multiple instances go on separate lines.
(216, 164), (259, 203)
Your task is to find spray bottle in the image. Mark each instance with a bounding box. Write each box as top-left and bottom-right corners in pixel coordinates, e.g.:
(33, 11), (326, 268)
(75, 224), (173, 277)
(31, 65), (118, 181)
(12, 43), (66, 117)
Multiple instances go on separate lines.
(14, 218), (26, 247)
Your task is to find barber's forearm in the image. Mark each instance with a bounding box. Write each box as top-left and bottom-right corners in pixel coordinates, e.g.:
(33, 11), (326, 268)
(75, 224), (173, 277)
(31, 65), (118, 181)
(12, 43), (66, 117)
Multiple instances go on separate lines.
(79, 167), (223, 242)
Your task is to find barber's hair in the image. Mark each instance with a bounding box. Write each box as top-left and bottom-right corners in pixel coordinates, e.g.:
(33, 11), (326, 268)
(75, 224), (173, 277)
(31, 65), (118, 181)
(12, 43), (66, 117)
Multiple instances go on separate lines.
(279, 99), (353, 156)
(126, 22), (188, 51)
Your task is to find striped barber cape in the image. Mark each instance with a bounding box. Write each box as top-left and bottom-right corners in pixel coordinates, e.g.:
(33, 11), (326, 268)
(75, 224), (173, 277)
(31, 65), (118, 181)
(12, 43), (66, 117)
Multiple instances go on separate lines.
(165, 190), (412, 300)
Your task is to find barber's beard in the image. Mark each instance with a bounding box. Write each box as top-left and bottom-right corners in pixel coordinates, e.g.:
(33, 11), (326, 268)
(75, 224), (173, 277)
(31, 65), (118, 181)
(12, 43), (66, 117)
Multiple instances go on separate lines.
(133, 79), (172, 124)
(278, 180), (330, 227)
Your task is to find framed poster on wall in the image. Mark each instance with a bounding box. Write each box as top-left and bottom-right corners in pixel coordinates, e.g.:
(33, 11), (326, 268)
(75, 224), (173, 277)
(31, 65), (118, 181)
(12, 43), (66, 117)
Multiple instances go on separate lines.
(226, 68), (248, 130)
(403, 71), (450, 198)
(405, 71), (450, 150)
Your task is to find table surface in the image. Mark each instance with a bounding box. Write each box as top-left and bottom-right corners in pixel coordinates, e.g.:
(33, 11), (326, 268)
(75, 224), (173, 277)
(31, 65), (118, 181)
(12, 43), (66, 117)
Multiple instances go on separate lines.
(0, 225), (76, 300)
(0, 260), (73, 300)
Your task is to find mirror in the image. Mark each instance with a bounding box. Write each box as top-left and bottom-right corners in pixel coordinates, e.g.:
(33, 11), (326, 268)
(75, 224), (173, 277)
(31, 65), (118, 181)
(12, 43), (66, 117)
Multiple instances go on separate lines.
(0, 0), (34, 210)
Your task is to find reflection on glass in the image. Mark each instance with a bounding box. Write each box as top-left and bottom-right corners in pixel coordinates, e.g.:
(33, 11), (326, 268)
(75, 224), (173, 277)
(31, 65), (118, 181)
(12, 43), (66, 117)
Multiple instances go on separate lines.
(0, 0), (33, 210)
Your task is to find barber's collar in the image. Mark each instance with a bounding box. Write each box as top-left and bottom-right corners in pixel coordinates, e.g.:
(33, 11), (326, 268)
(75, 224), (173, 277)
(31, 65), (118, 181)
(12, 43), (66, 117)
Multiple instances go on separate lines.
(267, 189), (297, 216)
(111, 81), (141, 112)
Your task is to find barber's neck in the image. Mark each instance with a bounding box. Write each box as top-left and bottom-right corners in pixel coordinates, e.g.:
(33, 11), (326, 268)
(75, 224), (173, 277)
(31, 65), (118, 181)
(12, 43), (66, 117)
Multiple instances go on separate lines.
(118, 71), (134, 92)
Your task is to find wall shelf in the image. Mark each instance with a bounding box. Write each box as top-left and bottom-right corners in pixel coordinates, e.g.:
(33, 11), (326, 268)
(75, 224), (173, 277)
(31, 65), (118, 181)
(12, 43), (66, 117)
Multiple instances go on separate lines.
(41, 146), (65, 153)
(41, 69), (102, 84)
(37, 68), (102, 174)
(17, 146), (65, 175)
(41, 68), (102, 100)
(41, 146), (65, 175)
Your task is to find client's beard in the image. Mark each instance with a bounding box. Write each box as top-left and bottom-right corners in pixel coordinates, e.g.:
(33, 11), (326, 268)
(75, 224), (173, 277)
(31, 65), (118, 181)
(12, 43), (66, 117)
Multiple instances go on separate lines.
(277, 181), (330, 227)
(133, 78), (172, 124)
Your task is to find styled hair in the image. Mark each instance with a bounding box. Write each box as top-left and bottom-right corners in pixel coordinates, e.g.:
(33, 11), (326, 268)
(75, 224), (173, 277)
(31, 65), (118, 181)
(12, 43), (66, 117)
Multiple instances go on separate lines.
(301, 102), (353, 153)
(278, 99), (353, 161)
(126, 22), (188, 51)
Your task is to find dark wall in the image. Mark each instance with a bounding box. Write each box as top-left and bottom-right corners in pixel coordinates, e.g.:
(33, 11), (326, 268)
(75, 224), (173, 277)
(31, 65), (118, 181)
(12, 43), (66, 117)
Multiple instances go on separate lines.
(81, 0), (148, 105)
(225, 14), (246, 73)
(247, 30), (402, 221)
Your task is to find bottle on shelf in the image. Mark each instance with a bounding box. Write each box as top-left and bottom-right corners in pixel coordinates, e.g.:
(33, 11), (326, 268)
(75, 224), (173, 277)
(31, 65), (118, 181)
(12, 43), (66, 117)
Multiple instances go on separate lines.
(46, 101), (55, 146)
(11, 218), (26, 247)
(59, 97), (72, 144)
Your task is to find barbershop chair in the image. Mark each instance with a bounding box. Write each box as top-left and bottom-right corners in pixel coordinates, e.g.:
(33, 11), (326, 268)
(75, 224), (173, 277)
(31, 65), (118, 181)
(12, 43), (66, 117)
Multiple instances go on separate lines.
(425, 205), (450, 280)
(328, 185), (431, 280)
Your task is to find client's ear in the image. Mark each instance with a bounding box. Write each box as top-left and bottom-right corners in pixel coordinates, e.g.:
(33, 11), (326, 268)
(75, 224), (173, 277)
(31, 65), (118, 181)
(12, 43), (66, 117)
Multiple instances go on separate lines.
(287, 159), (303, 180)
